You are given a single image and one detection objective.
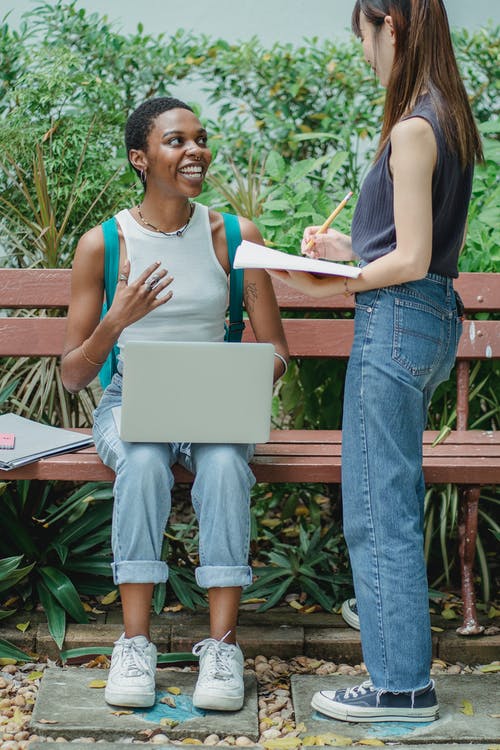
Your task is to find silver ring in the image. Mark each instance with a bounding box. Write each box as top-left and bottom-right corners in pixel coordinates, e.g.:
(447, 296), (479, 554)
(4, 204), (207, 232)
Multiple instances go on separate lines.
(146, 275), (160, 291)
(118, 273), (128, 282)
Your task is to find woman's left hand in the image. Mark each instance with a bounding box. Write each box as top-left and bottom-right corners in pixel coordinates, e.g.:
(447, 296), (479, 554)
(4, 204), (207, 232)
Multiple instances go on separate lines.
(267, 269), (345, 298)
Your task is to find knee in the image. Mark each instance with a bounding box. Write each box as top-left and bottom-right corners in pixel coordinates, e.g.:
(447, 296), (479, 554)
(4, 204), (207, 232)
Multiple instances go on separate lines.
(116, 444), (172, 485)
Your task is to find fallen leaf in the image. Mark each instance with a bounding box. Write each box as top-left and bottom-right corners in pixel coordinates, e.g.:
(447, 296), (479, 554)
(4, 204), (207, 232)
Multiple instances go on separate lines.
(111, 710), (133, 716)
(461, 699), (474, 716)
(289, 600), (303, 610)
(38, 719), (58, 724)
(88, 679), (107, 689)
(27, 671), (44, 681)
(441, 608), (458, 620)
(11, 708), (25, 725)
(302, 736), (317, 746)
(431, 626), (444, 632)
(181, 739), (202, 744)
(163, 604), (183, 612)
(0, 658), (17, 666)
(83, 602), (93, 612)
(166, 686), (181, 695)
(432, 659), (448, 668)
(357, 740), (385, 746)
(487, 606), (500, 618)
(263, 738), (302, 750)
(160, 695), (176, 707)
(100, 589), (119, 605)
(16, 622), (30, 633)
(295, 723), (307, 733)
(316, 733), (353, 746)
(241, 597), (267, 604)
(479, 664), (500, 673)
(160, 717), (179, 728)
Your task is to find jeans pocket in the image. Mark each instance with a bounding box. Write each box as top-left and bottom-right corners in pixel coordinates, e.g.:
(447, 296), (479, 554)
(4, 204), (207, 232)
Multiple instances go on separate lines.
(392, 296), (445, 376)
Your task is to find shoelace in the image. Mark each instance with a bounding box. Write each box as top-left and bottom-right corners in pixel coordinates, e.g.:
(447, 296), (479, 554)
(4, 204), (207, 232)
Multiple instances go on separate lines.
(342, 680), (374, 699)
(115, 639), (154, 679)
(192, 630), (234, 681)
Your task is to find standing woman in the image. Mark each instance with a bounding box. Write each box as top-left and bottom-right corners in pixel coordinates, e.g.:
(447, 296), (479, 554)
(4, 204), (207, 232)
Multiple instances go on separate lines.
(61, 97), (288, 711)
(269, 0), (482, 723)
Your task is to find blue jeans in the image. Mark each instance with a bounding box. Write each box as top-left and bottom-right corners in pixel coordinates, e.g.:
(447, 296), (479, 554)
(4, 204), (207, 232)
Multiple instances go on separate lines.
(93, 371), (255, 589)
(342, 273), (463, 692)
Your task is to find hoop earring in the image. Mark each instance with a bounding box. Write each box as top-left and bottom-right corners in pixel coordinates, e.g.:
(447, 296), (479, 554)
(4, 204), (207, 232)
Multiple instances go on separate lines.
(139, 169), (147, 185)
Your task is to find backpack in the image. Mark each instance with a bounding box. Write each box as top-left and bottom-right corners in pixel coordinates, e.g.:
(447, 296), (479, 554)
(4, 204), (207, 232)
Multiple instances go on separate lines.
(98, 211), (245, 389)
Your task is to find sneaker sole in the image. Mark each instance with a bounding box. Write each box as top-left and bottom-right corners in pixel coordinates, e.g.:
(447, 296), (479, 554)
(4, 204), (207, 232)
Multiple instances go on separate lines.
(311, 694), (439, 723)
(192, 690), (244, 711)
(341, 600), (360, 631)
(105, 688), (156, 708)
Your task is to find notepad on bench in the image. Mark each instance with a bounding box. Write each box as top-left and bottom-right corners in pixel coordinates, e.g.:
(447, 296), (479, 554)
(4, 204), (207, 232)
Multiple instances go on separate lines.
(0, 413), (93, 471)
(112, 340), (275, 444)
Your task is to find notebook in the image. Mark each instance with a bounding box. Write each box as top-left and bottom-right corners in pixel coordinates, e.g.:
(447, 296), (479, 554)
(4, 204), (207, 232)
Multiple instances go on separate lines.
(112, 340), (275, 443)
(0, 413), (94, 471)
(233, 240), (362, 278)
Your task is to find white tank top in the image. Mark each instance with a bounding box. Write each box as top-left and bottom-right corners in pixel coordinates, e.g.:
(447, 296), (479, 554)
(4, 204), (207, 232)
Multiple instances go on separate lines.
(116, 203), (228, 356)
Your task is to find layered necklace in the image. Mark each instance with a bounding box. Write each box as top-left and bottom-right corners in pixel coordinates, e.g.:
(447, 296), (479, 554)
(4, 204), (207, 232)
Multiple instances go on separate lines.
(137, 202), (194, 238)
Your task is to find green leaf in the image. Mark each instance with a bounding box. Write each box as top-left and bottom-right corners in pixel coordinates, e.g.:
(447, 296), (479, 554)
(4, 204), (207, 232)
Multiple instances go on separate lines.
(0, 562), (36, 593)
(39, 567), (89, 623)
(36, 580), (66, 650)
(0, 638), (32, 662)
(0, 610), (15, 620)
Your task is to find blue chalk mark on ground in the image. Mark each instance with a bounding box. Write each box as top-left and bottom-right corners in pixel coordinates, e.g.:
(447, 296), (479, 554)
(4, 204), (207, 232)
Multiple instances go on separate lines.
(136, 691), (206, 723)
(312, 712), (431, 736)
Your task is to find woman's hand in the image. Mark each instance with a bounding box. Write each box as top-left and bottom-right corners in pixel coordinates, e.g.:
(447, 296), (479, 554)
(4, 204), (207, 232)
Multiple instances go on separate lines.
(107, 259), (173, 328)
(267, 269), (345, 298)
(302, 227), (354, 261)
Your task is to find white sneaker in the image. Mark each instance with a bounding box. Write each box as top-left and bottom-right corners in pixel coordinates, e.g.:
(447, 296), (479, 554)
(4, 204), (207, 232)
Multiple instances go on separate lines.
(192, 635), (244, 711)
(105, 634), (157, 707)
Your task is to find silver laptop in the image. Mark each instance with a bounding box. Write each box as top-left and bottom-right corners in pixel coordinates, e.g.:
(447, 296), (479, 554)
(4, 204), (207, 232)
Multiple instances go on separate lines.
(113, 340), (275, 443)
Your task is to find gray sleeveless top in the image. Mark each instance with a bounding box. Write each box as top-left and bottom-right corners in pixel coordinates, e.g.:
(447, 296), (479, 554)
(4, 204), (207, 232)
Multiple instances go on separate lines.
(351, 95), (474, 278)
(116, 202), (228, 357)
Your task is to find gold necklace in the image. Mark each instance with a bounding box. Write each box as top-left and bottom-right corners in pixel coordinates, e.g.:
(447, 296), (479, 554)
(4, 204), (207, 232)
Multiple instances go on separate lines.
(137, 203), (194, 237)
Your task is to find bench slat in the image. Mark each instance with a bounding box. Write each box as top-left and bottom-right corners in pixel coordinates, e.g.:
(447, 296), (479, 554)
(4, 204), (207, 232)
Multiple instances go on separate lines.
(1, 270), (498, 313)
(1, 318), (499, 359)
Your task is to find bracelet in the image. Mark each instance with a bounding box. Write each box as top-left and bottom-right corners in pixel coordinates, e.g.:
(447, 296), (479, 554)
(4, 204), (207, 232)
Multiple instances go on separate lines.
(274, 352), (288, 376)
(343, 276), (354, 297)
(81, 341), (105, 367)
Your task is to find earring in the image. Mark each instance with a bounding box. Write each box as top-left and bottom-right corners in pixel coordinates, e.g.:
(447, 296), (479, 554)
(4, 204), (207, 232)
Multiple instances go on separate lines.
(139, 169), (147, 185)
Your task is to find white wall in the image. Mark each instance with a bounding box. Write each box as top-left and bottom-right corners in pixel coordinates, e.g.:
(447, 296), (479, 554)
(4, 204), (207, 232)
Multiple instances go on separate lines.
(1, 0), (498, 44)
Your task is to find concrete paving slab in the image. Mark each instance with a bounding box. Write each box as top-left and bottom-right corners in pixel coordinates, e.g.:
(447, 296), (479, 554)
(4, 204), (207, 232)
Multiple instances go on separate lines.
(30, 667), (258, 741)
(291, 673), (500, 743)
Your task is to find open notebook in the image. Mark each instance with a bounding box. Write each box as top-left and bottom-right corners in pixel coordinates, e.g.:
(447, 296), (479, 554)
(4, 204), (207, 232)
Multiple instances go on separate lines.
(113, 340), (275, 444)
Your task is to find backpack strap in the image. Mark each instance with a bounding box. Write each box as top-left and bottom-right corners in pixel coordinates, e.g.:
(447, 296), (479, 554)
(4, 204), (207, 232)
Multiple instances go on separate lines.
(99, 217), (120, 389)
(222, 212), (245, 342)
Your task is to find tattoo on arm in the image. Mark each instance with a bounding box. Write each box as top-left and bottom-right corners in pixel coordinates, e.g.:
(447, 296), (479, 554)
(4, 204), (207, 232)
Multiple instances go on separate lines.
(244, 282), (258, 313)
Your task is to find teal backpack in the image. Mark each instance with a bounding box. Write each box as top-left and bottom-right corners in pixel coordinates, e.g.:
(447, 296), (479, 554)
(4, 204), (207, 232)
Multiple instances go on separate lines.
(98, 212), (245, 389)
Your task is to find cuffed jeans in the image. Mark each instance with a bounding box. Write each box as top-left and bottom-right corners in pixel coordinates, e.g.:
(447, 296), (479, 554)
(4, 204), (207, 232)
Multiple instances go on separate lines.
(342, 273), (463, 692)
(93, 370), (255, 589)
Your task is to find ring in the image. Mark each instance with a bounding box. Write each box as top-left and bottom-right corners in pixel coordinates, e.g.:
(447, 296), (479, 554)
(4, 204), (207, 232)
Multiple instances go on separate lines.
(118, 273), (128, 282)
(146, 275), (160, 291)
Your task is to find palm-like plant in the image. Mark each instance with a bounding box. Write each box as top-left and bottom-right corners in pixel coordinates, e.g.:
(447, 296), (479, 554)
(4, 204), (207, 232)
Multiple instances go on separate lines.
(0, 480), (114, 649)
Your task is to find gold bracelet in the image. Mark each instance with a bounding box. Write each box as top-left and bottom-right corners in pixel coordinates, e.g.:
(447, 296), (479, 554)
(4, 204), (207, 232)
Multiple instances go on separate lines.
(343, 276), (354, 297)
(81, 341), (105, 367)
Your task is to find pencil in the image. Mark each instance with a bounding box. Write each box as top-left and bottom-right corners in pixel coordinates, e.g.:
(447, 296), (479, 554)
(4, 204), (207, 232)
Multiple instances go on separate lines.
(304, 190), (353, 251)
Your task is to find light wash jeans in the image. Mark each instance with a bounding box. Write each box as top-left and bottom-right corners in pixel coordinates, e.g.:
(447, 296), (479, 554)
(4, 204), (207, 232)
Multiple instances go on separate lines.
(93, 369), (255, 589)
(342, 273), (463, 692)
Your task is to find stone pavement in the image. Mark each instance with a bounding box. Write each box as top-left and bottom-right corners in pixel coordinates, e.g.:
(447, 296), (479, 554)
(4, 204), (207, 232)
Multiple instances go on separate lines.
(29, 666), (500, 746)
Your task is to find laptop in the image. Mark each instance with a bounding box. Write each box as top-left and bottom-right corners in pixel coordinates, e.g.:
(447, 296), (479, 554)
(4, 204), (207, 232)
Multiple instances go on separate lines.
(112, 340), (275, 443)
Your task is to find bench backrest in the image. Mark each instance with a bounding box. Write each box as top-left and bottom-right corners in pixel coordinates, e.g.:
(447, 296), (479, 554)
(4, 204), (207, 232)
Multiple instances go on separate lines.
(0, 268), (499, 429)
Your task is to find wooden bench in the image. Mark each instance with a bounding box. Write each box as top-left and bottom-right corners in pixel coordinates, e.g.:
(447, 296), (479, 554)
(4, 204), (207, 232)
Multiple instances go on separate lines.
(1, 268), (499, 635)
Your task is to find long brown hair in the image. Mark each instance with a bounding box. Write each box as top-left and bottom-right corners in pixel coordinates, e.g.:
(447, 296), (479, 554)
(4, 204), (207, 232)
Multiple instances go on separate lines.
(352, 0), (483, 167)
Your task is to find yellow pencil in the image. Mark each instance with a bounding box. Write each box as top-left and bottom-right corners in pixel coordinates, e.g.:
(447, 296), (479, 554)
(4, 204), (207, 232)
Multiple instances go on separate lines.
(304, 190), (353, 251)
